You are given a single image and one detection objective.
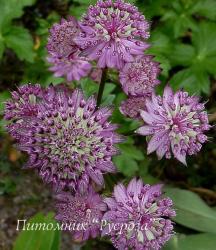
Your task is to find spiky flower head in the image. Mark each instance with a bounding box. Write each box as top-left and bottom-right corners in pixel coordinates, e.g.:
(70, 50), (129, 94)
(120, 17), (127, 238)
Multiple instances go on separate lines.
(120, 96), (146, 119)
(136, 85), (210, 165)
(47, 52), (92, 82)
(47, 17), (92, 81)
(47, 16), (79, 58)
(4, 84), (121, 191)
(4, 84), (43, 140)
(74, 0), (150, 69)
(102, 178), (175, 250)
(55, 187), (107, 242)
(4, 84), (43, 120)
(119, 55), (160, 96)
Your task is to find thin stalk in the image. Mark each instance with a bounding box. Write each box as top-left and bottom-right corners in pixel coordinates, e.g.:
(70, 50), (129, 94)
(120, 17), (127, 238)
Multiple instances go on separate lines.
(96, 68), (108, 108)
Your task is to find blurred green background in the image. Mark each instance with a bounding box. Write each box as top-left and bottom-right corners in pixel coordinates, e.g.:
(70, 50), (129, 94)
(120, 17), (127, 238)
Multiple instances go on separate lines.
(0, 0), (216, 250)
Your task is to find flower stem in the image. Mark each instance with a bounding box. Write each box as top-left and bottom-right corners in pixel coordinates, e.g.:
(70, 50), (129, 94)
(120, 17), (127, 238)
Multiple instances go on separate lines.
(96, 68), (107, 107)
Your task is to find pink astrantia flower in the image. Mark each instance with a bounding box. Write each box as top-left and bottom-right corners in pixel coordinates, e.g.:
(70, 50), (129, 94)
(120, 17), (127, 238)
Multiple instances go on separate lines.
(4, 83), (43, 121)
(47, 52), (92, 81)
(74, 0), (150, 69)
(47, 17), (92, 81)
(4, 84), (122, 191)
(102, 178), (176, 250)
(119, 55), (160, 96)
(47, 16), (79, 58)
(136, 85), (210, 165)
(55, 187), (107, 242)
(4, 84), (44, 140)
(120, 96), (146, 119)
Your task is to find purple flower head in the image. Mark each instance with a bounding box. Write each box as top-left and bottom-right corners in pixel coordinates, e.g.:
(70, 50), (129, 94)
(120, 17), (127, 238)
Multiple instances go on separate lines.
(47, 52), (92, 82)
(4, 84), (43, 121)
(5, 84), (122, 191)
(47, 17), (92, 81)
(4, 84), (43, 140)
(47, 16), (79, 58)
(120, 96), (147, 119)
(55, 187), (107, 242)
(119, 55), (160, 96)
(136, 85), (210, 165)
(74, 0), (150, 69)
(102, 178), (176, 250)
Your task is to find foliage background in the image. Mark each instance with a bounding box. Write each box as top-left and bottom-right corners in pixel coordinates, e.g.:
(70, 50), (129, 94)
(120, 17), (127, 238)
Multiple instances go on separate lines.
(0, 0), (216, 249)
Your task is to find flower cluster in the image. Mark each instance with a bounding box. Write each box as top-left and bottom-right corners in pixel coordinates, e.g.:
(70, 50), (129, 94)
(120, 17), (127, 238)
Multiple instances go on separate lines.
(119, 54), (161, 120)
(55, 187), (107, 242)
(4, 84), (43, 140)
(102, 178), (176, 250)
(74, 0), (150, 69)
(4, 84), (121, 191)
(120, 96), (147, 119)
(119, 55), (160, 97)
(136, 85), (210, 165)
(47, 17), (92, 81)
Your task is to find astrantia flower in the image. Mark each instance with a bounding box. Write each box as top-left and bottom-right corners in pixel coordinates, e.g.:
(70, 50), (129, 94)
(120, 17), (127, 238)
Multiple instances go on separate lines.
(4, 84), (43, 140)
(5, 84), (121, 191)
(120, 96), (146, 119)
(47, 17), (92, 81)
(55, 187), (107, 242)
(119, 55), (160, 96)
(47, 52), (92, 81)
(102, 178), (175, 250)
(47, 16), (79, 58)
(136, 85), (210, 165)
(74, 0), (150, 69)
(4, 83), (43, 120)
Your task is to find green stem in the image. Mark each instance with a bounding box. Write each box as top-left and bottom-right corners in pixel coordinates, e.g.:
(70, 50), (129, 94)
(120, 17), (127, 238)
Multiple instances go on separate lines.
(96, 68), (107, 107)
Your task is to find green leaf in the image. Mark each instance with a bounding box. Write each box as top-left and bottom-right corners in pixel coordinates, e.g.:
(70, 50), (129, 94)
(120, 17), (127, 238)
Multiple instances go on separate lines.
(137, 0), (169, 19)
(152, 54), (171, 77)
(138, 161), (160, 185)
(192, 21), (216, 57)
(169, 44), (196, 67)
(164, 233), (216, 250)
(81, 78), (99, 98)
(192, 0), (216, 21)
(170, 68), (210, 95)
(118, 144), (144, 161)
(69, 5), (89, 19)
(147, 31), (172, 76)
(170, 68), (196, 93)
(114, 154), (139, 177)
(13, 212), (60, 250)
(149, 31), (172, 54)
(0, 0), (36, 32)
(202, 56), (216, 75)
(169, 22), (216, 94)
(81, 78), (116, 105)
(161, 1), (198, 38)
(113, 137), (144, 177)
(4, 26), (35, 62)
(191, 65), (210, 94)
(164, 187), (216, 233)
(102, 82), (116, 106)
